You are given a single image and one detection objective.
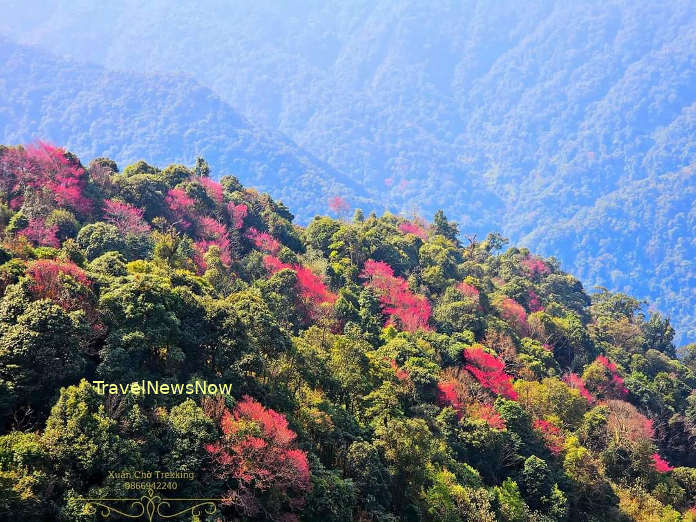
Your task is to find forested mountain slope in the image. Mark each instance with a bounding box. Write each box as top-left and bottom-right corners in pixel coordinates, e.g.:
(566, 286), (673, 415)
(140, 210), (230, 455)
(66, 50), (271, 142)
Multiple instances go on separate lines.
(0, 143), (695, 521)
(0, 37), (368, 219)
(2, 0), (696, 341)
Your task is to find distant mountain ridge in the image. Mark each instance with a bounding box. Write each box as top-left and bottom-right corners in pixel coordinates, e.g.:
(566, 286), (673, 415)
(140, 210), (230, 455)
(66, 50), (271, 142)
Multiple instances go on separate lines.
(2, 1), (696, 342)
(0, 36), (371, 219)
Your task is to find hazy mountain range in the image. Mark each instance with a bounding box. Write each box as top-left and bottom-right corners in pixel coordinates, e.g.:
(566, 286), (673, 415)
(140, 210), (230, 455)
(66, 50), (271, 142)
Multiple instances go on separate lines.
(1, 0), (696, 342)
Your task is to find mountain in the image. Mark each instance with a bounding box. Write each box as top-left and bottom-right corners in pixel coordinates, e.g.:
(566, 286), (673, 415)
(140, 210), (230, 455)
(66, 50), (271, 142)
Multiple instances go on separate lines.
(1, 143), (695, 520)
(0, 36), (370, 219)
(1, 1), (696, 341)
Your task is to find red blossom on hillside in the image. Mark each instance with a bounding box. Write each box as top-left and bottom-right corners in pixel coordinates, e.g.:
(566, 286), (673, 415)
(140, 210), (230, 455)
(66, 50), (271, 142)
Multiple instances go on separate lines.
(165, 188), (196, 228)
(398, 221), (427, 240)
(328, 196), (349, 215)
(195, 217), (231, 269)
(470, 402), (506, 430)
(197, 176), (224, 205)
(534, 419), (565, 455)
(391, 360), (410, 381)
(457, 281), (480, 300)
(563, 373), (595, 403)
(18, 217), (59, 247)
(521, 255), (550, 277)
(0, 141), (92, 214)
(246, 227), (281, 254)
(651, 453), (673, 473)
(206, 396), (311, 519)
(360, 259), (431, 332)
(437, 380), (462, 414)
(26, 259), (90, 310)
(264, 255), (336, 320)
(103, 199), (150, 236)
(596, 355), (629, 397)
(499, 298), (529, 335)
(527, 289), (544, 312)
(227, 202), (248, 230)
(463, 347), (517, 400)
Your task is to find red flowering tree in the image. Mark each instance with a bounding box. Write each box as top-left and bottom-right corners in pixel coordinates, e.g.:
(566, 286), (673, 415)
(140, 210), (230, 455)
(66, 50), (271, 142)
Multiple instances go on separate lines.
(196, 176), (224, 205)
(437, 380), (462, 413)
(264, 255), (336, 320)
(499, 298), (529, 336)
(0, 142), (92, 213)
(583, 356), (629, 399)
(165, 188), (196, 229)
(26, 259), (91, 312)
(521, 255), (550, 278)
(246, 227), (281, 254)
(103, 199), (150, 236)
(195, 217), (232, 269)
(398, 221), (427, 240)
(534, 419), (565, 455)
(527, 289), (544, 312)
(18, 217), (59, 247)
(360, 259), (431, 332)
(563, 373), (595, 403)
(463, 347), (517, 400)
(469, 402), (506, 430)
(605, 399), (654, 446)
(328, 196), (349, 216)
(651, 453), (673, 473)
(206, 396), (311, 521)
(227, 202), (248, 230)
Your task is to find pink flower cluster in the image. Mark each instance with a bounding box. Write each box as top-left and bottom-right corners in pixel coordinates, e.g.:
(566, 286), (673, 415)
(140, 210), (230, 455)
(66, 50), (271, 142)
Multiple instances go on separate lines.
(500, 298), (529, 336)
(596, 355), (629, 397)
(360, 259), (431, 332)
(563, 373), (595, 403)
(398, 221), (428, 240)
(464, 347), (517, 400)
(534, 419), (565, 455)
(246, 227), (281, 254)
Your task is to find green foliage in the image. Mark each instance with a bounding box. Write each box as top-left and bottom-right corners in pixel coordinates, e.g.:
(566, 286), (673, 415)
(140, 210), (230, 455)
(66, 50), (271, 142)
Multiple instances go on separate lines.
(0, 145), (693, 520)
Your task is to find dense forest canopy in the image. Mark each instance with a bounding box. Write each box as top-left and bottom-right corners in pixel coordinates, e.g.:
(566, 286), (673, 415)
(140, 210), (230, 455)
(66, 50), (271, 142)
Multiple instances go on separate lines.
(0, 143), (695, 521)
(2, 0), (696, 344)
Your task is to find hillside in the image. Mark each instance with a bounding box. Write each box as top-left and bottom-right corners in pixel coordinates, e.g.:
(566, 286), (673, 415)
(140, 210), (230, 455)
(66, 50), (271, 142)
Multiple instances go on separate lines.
(0, 37), (369, 220)
(2, 1), (696, 342)
(0, 143), (695, 521)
